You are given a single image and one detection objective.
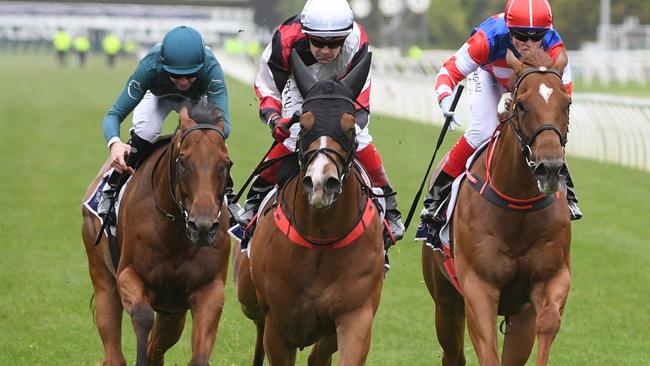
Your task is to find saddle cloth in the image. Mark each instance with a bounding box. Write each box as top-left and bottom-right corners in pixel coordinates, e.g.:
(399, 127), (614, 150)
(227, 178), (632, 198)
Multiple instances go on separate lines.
(83, 169), (131, 237)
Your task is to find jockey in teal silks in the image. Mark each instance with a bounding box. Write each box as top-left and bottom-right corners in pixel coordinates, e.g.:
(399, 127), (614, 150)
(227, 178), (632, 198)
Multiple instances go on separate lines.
(98, 25), (239, 221)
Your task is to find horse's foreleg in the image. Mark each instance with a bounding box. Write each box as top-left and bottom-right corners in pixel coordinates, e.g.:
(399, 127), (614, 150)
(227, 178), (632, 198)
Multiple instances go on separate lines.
(423, 247), (466, 366)
(87, 248), (126, 366)
(263, 313), (297, 366)
(188, 279), (226, 366)
(335, 306), (375, 366)
(308, 335), (337, 366)
(531, 268), (570, 366)
(459, 270), (500, 366)
(146, 311), (187, 366)
(502, 303), (536, 366)
(118, 267), (154, 366)
(252, 319), (266, 366)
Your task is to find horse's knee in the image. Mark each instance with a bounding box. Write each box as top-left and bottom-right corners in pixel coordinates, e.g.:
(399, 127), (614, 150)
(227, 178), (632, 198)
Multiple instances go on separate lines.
(130, 303), (154, 332)
(536, 307), (561, 338)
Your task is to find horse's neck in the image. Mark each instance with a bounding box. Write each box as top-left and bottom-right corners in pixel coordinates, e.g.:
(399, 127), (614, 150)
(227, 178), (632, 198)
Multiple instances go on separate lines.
(288, 172), (364, 237)
(488, 129), (540, 197)
(152, 147), (180, 215)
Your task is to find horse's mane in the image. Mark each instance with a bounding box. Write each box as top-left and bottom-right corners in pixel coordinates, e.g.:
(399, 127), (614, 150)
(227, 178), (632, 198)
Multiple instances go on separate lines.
(183, 99), (224, 126)
(519, 48), (553, 68)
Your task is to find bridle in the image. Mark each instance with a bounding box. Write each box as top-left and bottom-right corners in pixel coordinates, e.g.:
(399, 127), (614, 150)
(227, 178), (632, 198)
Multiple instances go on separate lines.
(151, 124), (228, 234)
(297, 94), (358, 198)
(502, 66), (569, 170)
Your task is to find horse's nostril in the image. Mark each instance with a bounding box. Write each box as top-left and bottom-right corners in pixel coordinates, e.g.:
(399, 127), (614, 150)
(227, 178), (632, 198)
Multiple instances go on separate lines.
(210, 221), (220, 233)
(324, 177), (341, 194)
(558, 163), (569, 178)
(303, 176), (314, 192)
(187, 220), (199, 233)
(534, 163), (548, 179)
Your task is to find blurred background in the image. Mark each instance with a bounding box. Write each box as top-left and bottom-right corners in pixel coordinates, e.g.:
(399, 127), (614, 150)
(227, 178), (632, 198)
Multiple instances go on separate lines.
(0, 1), (648, 365)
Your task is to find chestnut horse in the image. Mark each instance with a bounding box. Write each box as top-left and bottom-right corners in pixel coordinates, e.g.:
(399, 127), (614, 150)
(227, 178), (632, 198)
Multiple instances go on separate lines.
(233, 50), (385, 365)
(81, 100), (231, 366)
(423, 49), (573, 366)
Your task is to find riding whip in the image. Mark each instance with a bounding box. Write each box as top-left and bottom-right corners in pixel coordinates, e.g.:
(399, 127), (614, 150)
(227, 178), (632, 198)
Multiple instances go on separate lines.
(403, 84), (464, 232)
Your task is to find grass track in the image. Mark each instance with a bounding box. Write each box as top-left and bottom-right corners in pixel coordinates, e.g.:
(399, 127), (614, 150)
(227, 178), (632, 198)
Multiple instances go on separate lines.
(0, 52), (648, 365)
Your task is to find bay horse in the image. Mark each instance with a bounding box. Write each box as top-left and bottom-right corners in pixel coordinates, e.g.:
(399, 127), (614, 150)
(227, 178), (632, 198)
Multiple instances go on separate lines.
(233, 50), (385, 365)
(81, 99), (231, 366)
(422, 49), (573, 366)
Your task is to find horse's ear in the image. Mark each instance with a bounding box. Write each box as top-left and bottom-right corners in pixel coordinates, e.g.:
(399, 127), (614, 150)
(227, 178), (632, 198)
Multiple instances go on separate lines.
(340, 51), (372, 99)
(179, 106), (191, 128)
(506, 50), (525, 75)
(290, 49), (317, 96)
(551, 49), (568, 75)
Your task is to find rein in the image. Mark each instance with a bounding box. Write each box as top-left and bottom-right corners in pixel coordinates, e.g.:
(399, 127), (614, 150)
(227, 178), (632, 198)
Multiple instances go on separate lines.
(150, 123), (226, 228)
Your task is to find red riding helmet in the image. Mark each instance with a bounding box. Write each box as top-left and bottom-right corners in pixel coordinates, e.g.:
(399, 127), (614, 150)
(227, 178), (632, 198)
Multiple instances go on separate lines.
(505, 0), (553, 30)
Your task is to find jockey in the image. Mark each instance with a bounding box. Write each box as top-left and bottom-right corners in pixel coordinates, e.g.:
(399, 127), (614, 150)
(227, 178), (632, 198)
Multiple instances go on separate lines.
(97, 26), (239, 221)
(420, 0), (582, 225)
(239, 0), (405, 244)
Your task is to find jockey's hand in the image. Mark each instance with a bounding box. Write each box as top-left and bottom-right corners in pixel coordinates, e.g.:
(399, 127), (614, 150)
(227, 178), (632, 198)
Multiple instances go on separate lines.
(440, 95), (461, 131)
(269, 113), (299, 142)
(109, 141), (135, 174)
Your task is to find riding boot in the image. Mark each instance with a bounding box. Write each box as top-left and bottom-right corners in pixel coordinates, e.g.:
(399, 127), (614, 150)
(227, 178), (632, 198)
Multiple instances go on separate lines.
(381, 184), (405, 246)
(420, 171), (455, 225)
(97, 132), (154, 218)
(224, 172), (241, 227)
(566, 173), (582, 221)
(237, 176), (274, 232)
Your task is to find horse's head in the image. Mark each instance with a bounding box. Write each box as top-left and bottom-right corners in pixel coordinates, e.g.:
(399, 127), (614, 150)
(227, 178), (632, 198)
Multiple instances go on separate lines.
(505, 48), (571, 194)
(172, 99), (230, 246)
(290, 49), (371, 208)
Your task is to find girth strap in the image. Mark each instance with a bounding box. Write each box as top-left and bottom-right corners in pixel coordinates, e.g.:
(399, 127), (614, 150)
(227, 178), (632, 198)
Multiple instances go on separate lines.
(465, 172), (559, 211)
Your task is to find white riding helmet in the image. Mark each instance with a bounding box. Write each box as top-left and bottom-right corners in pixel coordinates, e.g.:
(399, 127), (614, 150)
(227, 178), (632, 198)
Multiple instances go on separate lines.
(301, 0), (354, 39)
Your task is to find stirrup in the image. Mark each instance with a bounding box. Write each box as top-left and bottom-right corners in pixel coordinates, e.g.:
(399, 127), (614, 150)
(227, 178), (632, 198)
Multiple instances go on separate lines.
(568, 202), (582, 221)
(420, 196), (449, 224)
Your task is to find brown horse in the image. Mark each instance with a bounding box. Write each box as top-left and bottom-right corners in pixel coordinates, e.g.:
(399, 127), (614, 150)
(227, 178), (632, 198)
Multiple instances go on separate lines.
(422, 48), (573, 366)
(233, 50), (385, 365)
(81, 100), (231, 366)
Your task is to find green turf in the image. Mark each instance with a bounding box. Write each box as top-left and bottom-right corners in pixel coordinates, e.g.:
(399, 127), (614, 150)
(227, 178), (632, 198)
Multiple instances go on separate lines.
(0, 51), (649, 365)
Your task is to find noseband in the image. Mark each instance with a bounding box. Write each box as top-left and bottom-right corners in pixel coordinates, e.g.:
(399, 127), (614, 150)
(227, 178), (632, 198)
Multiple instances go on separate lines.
(505, 67), (568, 169)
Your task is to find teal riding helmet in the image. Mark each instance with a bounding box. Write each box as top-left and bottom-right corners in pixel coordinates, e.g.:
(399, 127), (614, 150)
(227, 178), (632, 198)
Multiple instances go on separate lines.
(160, 26), (206, 74)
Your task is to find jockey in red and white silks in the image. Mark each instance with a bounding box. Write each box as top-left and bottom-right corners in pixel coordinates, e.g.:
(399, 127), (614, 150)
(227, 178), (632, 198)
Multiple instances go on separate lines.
(254, 17), (372, 152)
(239, 0), (405, 244)
(421, 0), (582, 224)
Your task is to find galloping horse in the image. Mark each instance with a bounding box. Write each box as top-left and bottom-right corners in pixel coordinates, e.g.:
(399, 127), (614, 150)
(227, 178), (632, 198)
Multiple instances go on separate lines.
(81, 99), (231, 366)
(233, 50), (385, 365)
(422, 49), (573, 365)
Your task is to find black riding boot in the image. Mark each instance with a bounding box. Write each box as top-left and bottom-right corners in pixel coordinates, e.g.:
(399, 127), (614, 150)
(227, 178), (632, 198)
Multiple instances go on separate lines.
(381, 184), (405, 246)
(97, 132), (154, 218)
(237, 176), (274, 232)
(420, 171), (455, 225)
(224, 173), (241, 227)
(566, 173), (582, 221)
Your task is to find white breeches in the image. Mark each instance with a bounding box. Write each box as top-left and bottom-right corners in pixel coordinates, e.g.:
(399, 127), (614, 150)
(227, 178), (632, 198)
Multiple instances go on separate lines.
(464, 67), (507, 148)
(132, 91), (183, 143)
(280, 77), (372, 152)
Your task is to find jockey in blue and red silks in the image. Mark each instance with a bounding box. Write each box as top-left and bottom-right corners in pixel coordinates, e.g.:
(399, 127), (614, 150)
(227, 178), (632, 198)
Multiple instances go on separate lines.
(420, 0), (582, 225)
(238, 0), (405, 245)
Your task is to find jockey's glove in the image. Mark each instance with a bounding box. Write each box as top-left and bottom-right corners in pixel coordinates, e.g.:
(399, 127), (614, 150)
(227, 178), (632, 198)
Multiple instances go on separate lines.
(440, 95), (461, 131)
(269, 113), (300, 142)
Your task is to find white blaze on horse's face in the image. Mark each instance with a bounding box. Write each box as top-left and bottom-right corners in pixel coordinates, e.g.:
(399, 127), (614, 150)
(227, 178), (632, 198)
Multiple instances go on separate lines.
(539, 83), (554, 103)
(305, 136), (337, 208)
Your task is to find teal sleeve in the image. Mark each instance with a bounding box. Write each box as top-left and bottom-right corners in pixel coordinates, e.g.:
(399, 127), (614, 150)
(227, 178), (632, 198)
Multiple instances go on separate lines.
(205, 63), (231, 138)
(101, 64), (150, 143)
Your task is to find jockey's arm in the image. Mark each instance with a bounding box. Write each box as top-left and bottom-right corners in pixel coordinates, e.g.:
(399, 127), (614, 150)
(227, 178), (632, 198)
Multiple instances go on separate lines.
(255, 35), (288, 126)
(204, 56), (231, 138)
(434, 30), (489, 104)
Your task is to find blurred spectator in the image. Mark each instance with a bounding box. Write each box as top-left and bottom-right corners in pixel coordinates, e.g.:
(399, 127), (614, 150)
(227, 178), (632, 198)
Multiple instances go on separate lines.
(73, 34), (91, 67)
(123, 39), (138, 59)
(102, 34), (122, 67)
(53, 29), (72, 66)
(245, 40), (262, 62)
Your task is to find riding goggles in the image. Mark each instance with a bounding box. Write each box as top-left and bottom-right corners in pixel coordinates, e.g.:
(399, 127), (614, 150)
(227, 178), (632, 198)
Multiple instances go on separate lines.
(509, 28), (548, 42)
(307, 35), (347, 49)
(169, 72), (198, 80)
